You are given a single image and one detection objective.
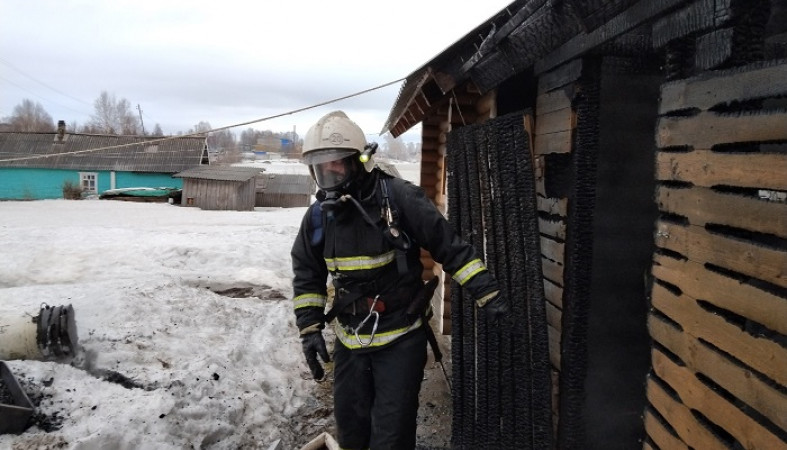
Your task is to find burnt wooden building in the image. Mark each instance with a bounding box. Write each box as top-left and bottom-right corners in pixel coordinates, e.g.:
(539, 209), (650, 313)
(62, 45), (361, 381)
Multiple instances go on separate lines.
(382, 0), (786, 448)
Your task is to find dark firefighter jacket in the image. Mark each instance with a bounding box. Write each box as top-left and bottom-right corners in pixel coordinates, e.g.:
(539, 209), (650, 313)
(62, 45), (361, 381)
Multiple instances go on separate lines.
(291, 169), (499, 351)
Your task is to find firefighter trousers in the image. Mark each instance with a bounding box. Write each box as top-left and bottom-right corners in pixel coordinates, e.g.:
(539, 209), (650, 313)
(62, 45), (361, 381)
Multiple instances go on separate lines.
(333, 326), (427, 450)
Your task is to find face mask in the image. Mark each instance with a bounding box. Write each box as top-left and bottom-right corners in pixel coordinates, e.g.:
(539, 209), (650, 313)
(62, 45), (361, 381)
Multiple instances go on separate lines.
(311, 155), (359, 191)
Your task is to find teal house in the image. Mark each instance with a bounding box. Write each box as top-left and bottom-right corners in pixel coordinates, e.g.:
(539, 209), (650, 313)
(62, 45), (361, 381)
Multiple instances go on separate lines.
(0, 125), (208, 200)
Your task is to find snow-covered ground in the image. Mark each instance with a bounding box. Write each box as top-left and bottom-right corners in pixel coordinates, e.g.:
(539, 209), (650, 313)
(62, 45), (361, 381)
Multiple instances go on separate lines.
(0, 161), (426, 449)
(0, 199), (325, 449)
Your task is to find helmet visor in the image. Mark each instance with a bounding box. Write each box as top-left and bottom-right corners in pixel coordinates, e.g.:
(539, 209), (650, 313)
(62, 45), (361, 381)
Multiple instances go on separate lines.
(302, 148), (358, 165)
(311, 154), (358, 190)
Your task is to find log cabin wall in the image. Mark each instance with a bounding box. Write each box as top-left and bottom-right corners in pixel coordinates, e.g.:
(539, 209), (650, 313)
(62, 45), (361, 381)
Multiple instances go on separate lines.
(421, 84), (495, 335)
(533, 61), (578, 439)
(390, 1), (786, 447)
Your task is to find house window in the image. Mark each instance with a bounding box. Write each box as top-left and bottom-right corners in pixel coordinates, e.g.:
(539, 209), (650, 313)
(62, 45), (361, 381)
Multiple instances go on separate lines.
(80, 172), (97, 194)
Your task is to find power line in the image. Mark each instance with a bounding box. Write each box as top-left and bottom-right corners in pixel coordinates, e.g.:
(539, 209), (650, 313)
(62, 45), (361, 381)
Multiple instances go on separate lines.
(0, 74), (93, 117)
(0, 76), (407, 163)
(0, 57), (93, 107)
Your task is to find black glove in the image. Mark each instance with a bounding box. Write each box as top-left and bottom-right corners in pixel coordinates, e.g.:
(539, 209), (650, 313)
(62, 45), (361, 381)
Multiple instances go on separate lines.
(301, 329), (330, 381)
(481, 292), (510, 323)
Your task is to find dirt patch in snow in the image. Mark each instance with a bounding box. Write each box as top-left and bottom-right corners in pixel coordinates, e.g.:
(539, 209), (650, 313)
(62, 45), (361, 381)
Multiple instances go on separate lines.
(291, 325), (453, 449)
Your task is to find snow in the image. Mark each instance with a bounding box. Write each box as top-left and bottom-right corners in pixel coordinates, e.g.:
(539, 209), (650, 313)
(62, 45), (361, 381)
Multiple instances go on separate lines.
(0, 198), (324, 449)
(0, 162), (422, 449)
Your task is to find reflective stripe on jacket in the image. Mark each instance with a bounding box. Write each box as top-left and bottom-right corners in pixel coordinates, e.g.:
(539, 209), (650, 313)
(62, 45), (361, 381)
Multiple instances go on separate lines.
(325, 250), (396, 272)
(293, 293), (327, 310)
(453, 258), (488, 286)
(335, 317), (423, 350)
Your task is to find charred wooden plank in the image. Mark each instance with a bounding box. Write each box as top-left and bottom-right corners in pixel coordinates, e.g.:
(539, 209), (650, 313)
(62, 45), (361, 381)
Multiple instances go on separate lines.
(652, 0), (733, 48)
(546, 299), (562, 330)
(696, 27), (735, 70)
(649, 313), (787, 430)
(650, 347), (786, 449)
(643, 408), (690, 450)
(537, 88), (573, 115)
(541, 235), (566, 265)
(543, 278), (564, 309)
(656, 149), (787, 190)
(536, 0), (687, 74)
(535, 130), (573, 154)
(659, 59), (787, 114)
(538, 59), (583, 93)
(536, 108), (576, 135)
(538, 217), (567, 240)
(537, 195), (569, 216)
(542, 258), (565, 288)
(656, 185), (787, 237)
(655, 220), (786, 288)
(653, 253), (787, 334)
(652, 282), (787, 385)
(646, 376), (724, 448)
(657, 111), (787, 148)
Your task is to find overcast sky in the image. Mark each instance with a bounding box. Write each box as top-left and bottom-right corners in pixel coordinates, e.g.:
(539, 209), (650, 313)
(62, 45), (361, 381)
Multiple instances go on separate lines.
(1, 1), (512, 142)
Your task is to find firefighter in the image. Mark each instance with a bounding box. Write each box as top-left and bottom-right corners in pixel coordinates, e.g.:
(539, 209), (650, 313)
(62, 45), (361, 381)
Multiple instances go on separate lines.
(291, 110), (507, 449)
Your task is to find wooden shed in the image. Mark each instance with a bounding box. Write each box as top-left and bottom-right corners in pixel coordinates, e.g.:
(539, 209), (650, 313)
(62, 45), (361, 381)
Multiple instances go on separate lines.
(173, 166), (263, 211)
(255, 173), (315, 207)
(382, 1), (786, 448)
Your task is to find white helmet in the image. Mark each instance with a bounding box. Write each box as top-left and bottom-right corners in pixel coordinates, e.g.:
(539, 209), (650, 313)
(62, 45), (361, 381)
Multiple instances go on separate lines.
(302, 111), (375, 190)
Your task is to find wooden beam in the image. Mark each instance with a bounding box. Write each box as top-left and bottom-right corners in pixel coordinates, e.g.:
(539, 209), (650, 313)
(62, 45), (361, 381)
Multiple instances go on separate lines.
(651, 0), (732, 49)
(651, 348), (786, 449)
(652, 282), (787, 385)
(535, 0), (687, 74)
(656, 185), (787, 237)
(657, 111), (787, 149)
(653, 254), (787, 335)
(655, 220), (787, 288)
(656, 149), (787, 191)
(646, 374), (724, 449)
(537, 89), (573, 115)
(649, 313), (787, 431)
(538, 59), (582, 94)
(659, 60), (787, 114)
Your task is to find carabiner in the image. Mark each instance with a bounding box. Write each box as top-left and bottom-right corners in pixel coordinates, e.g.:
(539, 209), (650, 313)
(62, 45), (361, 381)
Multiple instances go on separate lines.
(354, 295), (381, 347)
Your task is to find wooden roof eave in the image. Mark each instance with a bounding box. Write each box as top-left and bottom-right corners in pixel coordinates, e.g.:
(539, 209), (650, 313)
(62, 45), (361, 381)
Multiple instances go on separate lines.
(385, 0), (685, 138)
(383, 1), (548, 137)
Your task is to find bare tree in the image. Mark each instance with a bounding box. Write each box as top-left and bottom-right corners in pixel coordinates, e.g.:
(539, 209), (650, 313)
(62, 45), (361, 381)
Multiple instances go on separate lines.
(208, 129), (236, 150)
(88, 91), (140, 135)
(151, 123), (164, 136)
(189, 121), (212, 135)
(381, 132), (408, 161)
(4, 99), (55, 132)
(238, 128), (259, 150)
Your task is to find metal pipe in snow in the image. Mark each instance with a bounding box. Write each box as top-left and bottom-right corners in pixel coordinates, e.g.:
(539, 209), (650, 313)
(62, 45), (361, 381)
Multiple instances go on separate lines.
(0, 304), (79, 361)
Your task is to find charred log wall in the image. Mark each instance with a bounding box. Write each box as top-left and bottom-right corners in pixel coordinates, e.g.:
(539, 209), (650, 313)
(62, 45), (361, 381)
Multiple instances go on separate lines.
(447, 112), (552, 449)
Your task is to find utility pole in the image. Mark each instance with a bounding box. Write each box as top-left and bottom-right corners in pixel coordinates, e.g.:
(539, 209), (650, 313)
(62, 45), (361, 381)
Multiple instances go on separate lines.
(137, 104), (146, 135)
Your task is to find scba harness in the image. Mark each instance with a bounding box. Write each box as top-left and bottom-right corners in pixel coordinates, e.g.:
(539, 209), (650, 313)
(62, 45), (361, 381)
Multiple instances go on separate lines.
(310, 176), (443, 359)
(310, 176), (411, 321)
